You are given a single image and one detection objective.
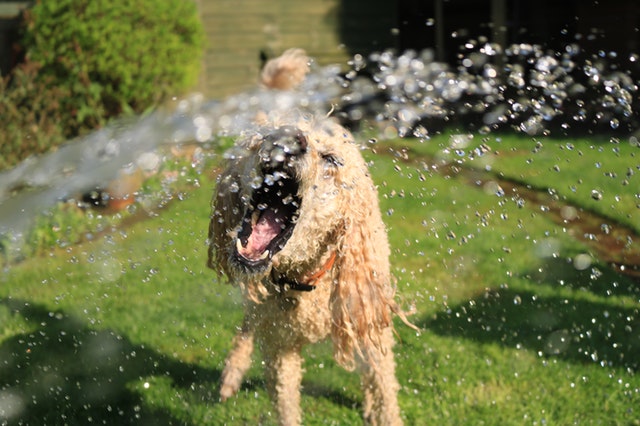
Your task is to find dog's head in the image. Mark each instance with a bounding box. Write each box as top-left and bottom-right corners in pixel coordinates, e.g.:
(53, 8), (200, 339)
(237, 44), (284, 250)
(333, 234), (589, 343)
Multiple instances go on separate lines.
(209, 118), (367, 278)
(208, 116), (403, 368)
(226, 125), (307, 272)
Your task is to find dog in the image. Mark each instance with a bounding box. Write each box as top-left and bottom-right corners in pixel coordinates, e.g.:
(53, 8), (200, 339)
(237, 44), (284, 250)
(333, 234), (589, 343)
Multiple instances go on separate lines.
(207, 49), (414, 425)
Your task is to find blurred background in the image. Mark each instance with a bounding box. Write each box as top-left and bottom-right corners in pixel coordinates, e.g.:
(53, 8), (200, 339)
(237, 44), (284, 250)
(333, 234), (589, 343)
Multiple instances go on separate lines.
(3, 0), (638, 98)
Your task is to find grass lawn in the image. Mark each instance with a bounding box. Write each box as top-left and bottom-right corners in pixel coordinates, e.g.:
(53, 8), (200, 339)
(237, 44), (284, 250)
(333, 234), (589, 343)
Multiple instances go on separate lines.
(1, 133), (639, 425)
(391, 132), (640, 235)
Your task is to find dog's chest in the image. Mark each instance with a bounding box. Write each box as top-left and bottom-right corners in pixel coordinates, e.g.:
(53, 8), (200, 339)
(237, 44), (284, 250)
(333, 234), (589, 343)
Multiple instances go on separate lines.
(255, 284), (332, 345)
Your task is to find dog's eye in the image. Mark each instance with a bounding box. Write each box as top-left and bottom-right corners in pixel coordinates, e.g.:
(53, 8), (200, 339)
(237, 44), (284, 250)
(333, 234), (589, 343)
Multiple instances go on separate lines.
(321, 153), (344, 168)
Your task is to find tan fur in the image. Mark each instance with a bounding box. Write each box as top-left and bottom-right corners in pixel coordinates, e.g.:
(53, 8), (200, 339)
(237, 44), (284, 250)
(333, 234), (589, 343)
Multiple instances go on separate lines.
(260, 48), (310, 90)
(207, 49), (414, 426)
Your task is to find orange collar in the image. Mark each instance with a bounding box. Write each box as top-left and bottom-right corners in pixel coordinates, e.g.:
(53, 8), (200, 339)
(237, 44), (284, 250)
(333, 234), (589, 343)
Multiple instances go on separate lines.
(272, 251), (337, 291)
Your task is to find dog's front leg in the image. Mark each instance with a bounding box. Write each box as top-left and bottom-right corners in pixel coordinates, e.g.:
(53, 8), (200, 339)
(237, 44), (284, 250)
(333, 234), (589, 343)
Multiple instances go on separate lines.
(262, 344), (303, 426)
(220, 315), (255, 401)
(360, 328), (403, 426)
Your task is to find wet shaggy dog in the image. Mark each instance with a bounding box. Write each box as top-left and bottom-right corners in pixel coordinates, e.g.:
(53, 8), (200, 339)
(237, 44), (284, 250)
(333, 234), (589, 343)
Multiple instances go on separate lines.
(207, 50), (413, 425)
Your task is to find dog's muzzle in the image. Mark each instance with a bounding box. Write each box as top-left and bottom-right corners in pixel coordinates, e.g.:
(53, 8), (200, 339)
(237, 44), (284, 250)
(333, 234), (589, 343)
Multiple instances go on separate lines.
(233, 127), (307, 271)
(258, 126), (308, 171)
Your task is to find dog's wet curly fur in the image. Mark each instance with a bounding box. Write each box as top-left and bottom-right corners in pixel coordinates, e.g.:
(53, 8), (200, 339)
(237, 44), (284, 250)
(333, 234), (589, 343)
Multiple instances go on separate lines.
(207, 49), (414, 425)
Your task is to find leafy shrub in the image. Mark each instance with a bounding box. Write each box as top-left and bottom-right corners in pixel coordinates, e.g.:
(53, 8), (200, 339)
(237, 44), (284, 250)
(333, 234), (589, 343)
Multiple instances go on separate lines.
(16, 0), (204, 138)
(0, 61), (67, 170)
(0, 0), (204, 171)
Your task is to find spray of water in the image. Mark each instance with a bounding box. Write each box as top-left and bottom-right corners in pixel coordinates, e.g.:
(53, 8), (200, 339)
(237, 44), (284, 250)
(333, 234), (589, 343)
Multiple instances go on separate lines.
(1, 43), (637, 249)
(0, 83), (335, 239)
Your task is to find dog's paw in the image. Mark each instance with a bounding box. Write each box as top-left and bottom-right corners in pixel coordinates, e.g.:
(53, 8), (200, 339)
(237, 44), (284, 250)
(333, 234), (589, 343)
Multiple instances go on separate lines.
(219, 366), (244, 401)
(219, 382), (238, 402)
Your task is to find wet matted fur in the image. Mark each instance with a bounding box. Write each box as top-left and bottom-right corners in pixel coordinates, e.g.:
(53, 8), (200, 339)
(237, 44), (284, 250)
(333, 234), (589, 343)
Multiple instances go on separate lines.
(207, 50), (414, 425)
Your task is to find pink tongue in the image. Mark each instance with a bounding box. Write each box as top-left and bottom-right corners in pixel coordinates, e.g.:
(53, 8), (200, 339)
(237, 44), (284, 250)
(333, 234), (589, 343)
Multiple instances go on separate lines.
(239, 210), (281, 260)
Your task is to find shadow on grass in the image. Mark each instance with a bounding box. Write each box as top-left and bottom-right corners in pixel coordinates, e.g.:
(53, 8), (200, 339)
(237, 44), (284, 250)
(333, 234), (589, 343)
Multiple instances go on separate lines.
(422, 259), (640, 371)
(302, 381), (360, 411)
(0, 297), (225, 425)
(0, 298), (362, 424)
(524, 257), (640, 299)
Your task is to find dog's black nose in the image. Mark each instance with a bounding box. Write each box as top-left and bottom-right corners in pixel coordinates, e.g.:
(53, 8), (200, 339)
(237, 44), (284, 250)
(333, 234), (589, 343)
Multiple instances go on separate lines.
(260, 126), (307, 169)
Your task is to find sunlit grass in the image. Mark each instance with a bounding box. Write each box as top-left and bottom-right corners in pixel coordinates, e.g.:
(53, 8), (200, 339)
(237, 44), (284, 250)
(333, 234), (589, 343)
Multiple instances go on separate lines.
(385, 131), (640, 234)
(1, 134), (639, 424)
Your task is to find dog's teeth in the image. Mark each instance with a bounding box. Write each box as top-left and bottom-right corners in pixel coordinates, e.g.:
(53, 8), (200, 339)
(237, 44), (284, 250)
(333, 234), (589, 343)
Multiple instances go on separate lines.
(259, 250), (270, 260)
(251, 211), (260, 226)
(236, 238), (243, 252)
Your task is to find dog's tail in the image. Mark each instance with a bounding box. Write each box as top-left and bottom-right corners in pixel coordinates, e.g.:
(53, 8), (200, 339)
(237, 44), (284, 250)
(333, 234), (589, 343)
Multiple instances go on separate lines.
(260, 48), (310, 90)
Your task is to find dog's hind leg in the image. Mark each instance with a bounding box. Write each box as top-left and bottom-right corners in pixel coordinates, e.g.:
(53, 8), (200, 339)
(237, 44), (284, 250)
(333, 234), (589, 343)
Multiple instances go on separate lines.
(360, 328), (403, 426)
(220, 316), (255, 401)
(262, 344), (304, 426)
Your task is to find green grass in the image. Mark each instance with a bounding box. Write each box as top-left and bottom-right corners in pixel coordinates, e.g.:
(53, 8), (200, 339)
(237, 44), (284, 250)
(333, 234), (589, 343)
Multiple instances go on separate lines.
(1, 134), (639, 425)
(384, 132), (640, 234)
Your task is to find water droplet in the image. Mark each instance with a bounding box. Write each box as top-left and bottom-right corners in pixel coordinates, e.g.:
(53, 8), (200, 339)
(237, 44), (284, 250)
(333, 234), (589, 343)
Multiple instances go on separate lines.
(250, 176), (263, 189)
(263, 174), (276, 186)
(573, 253), (592, 271)
(560, 205), (578, 221)
(282, 194), (295, 205)
(483, 181), (504, 197)
(534, 239), (555, 259)
(544, 329), (570, 355)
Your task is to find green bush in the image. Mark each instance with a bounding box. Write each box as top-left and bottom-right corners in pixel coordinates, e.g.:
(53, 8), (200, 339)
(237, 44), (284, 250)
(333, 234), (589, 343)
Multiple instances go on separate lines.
(0, 61), (67, 170)
(0, 0), (204, 170)
(17, 0), (204, 138)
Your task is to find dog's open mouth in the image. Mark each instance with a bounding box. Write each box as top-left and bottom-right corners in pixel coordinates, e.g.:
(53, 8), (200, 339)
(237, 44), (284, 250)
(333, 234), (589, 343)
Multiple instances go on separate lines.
(231, 126), (307, 271)
(234, 172), (301, 269)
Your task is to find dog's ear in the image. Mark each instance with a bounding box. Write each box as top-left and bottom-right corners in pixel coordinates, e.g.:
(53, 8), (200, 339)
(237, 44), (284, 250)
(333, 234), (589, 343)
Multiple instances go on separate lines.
(330, 177), (395, 370)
